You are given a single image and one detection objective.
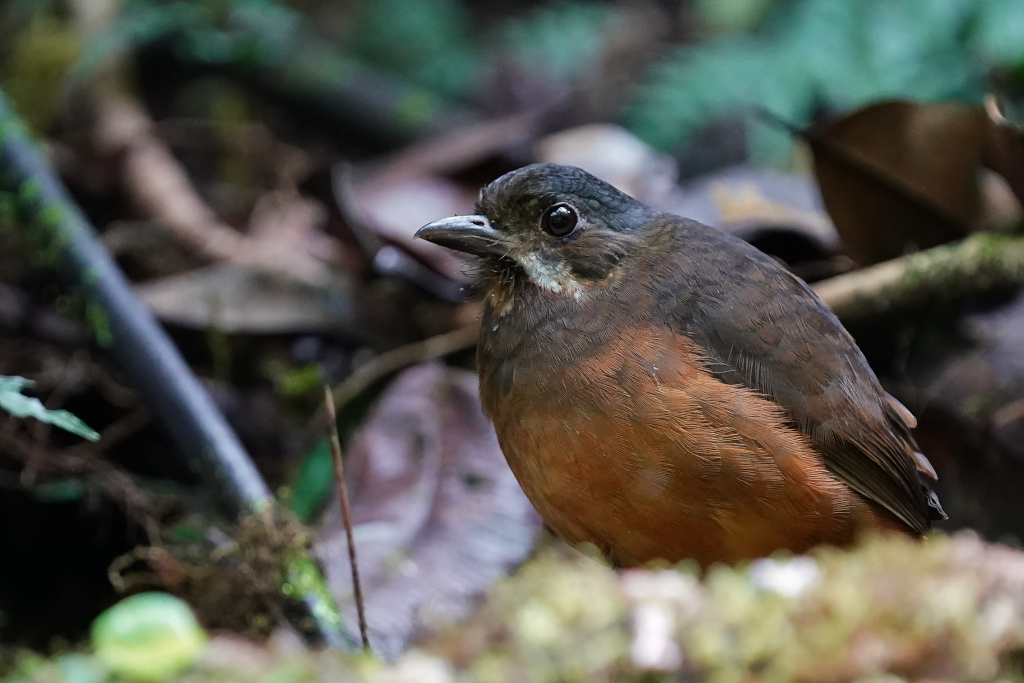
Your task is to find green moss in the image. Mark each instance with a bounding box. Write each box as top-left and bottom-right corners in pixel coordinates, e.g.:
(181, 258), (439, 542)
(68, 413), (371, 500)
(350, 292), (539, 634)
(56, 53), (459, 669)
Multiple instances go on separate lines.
(82, 264), (103, 287)
(37, 203), (64, 232)
(86, 302), (114, 348)
(282, 557), (344, 633)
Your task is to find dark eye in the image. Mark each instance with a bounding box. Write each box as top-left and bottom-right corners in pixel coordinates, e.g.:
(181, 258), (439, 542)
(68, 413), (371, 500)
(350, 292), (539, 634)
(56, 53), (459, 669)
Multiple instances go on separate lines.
(540, 203), (579, 237)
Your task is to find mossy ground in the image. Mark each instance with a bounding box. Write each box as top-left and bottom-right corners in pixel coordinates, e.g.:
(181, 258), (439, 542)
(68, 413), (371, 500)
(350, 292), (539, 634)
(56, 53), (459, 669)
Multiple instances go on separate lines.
(8, 531), (1024, 682)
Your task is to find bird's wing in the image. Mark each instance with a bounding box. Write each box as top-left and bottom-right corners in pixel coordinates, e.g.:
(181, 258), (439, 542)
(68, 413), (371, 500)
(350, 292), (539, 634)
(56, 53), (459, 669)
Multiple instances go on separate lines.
(646, 218), (942, 533)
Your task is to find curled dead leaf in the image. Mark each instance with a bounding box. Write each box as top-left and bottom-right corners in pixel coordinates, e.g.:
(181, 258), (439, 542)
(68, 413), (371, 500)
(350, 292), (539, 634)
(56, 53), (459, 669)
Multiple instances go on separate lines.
(811, 100), (991, 265)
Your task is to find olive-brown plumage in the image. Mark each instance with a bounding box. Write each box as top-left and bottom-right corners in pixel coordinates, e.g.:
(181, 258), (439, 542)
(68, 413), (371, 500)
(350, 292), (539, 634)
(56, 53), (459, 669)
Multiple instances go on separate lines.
(416, 163), (944, 568)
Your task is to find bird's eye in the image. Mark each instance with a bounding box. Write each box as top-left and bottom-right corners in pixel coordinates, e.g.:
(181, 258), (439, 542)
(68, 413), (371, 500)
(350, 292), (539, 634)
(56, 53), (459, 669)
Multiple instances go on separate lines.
(540, 203), (579, 237)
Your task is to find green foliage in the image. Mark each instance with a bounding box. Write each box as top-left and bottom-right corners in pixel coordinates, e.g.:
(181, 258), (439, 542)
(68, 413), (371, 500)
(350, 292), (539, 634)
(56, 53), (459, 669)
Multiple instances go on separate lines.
(76, 0), (627, 108)
(275, 363), (324, 398)
(32, 479), (88, 503)
(348, 0), (479, 98)
(75, 0), (305, 79)
(627, 0), (1024, 159)
(24, 0), (1024, 164)
(971, 0), (1024, 66)
(284, 438), (333, 522)
(502, 2), (615, 82)
(0, 375), (100, 441)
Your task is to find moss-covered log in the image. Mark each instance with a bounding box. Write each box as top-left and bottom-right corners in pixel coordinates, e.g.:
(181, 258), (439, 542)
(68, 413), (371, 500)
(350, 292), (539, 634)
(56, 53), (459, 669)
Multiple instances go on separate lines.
(815, 232), (1024, 324)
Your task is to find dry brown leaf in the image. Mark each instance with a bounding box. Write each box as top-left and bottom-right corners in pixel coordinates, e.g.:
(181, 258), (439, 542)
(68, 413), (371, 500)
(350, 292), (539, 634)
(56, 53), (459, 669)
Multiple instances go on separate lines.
(982, 102), (1024, 208)
(333, 113), (543, 285)
(811, 100), (991, 265)
(134, 264), (400, 344)
(345, 175), (478, 282)
(93, 96), (342, 285)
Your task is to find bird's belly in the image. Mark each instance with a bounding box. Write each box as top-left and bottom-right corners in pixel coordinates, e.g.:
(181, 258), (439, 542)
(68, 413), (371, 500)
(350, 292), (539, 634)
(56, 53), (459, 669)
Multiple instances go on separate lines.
(481, 327), (882, 567)
(500, 442), (852, 567)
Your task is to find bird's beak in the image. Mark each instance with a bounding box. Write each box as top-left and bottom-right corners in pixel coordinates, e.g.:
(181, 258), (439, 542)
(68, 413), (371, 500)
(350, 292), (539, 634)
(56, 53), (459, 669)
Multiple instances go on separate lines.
(414, 215), (509, 258)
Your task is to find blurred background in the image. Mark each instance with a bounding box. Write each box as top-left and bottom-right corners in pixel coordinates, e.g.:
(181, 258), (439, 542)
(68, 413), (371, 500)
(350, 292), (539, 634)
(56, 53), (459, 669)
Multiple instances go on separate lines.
(2, 0), (1024, 678)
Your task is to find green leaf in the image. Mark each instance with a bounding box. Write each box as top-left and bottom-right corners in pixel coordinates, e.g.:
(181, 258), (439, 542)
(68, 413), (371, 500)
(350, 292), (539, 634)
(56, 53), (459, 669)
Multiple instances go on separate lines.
(34, 479), (88, 503)
(626, 38), (779, 151)
(91, 592), (208, 681)
(0, 375), (100, 441)
(285, 439), (334, 522)
(276, 363), (324, 398)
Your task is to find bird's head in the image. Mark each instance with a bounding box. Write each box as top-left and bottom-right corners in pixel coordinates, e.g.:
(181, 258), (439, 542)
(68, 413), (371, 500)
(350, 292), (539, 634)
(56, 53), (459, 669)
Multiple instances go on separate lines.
(415, 164), (656, 298)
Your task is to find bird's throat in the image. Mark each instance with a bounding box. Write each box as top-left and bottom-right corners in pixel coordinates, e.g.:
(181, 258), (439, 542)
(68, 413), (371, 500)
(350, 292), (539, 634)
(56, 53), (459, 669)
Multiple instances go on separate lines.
(516, 252), (583, 297)
(480, 254), (584, 317)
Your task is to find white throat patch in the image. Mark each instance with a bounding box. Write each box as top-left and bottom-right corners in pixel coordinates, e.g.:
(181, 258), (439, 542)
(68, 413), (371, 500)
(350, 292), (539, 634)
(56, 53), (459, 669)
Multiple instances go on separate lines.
(516, 252), (582, 296)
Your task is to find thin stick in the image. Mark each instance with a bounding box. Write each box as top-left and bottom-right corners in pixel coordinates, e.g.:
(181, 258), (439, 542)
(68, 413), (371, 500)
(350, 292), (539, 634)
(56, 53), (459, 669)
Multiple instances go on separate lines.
(323, 386), (370, 651)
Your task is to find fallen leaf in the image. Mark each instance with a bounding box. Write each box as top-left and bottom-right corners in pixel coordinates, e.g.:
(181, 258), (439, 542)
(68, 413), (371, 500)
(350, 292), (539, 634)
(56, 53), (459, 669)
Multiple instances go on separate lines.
(246, 190), (340, 265)
(811, 100), (991, 265)
(345, 174), (478, 282)
(364, 111), (541, 182)
(135, 264), (407, 345)
(315, 364), (541, 659)
(982, 100), (1024, 208)
(333, 113), (543, 286)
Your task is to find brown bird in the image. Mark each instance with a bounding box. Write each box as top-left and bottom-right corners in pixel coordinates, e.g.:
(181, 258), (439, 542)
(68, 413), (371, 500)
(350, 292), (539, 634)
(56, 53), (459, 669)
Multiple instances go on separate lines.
(416, 163), (945, 568)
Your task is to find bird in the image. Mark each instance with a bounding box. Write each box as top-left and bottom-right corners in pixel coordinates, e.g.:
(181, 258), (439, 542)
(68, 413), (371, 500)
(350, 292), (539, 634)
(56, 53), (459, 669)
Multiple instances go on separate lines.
(415, 163), (945, 568)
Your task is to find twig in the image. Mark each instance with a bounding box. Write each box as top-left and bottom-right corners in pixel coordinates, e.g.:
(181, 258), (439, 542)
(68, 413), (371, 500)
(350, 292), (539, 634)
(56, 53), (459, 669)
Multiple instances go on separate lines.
(70, 0), (335, 285)
(92, 96), (332, 285)
(815, 232), (1024, 324)
(323, 386), (370, 652)
(332, 323), (479, 412)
